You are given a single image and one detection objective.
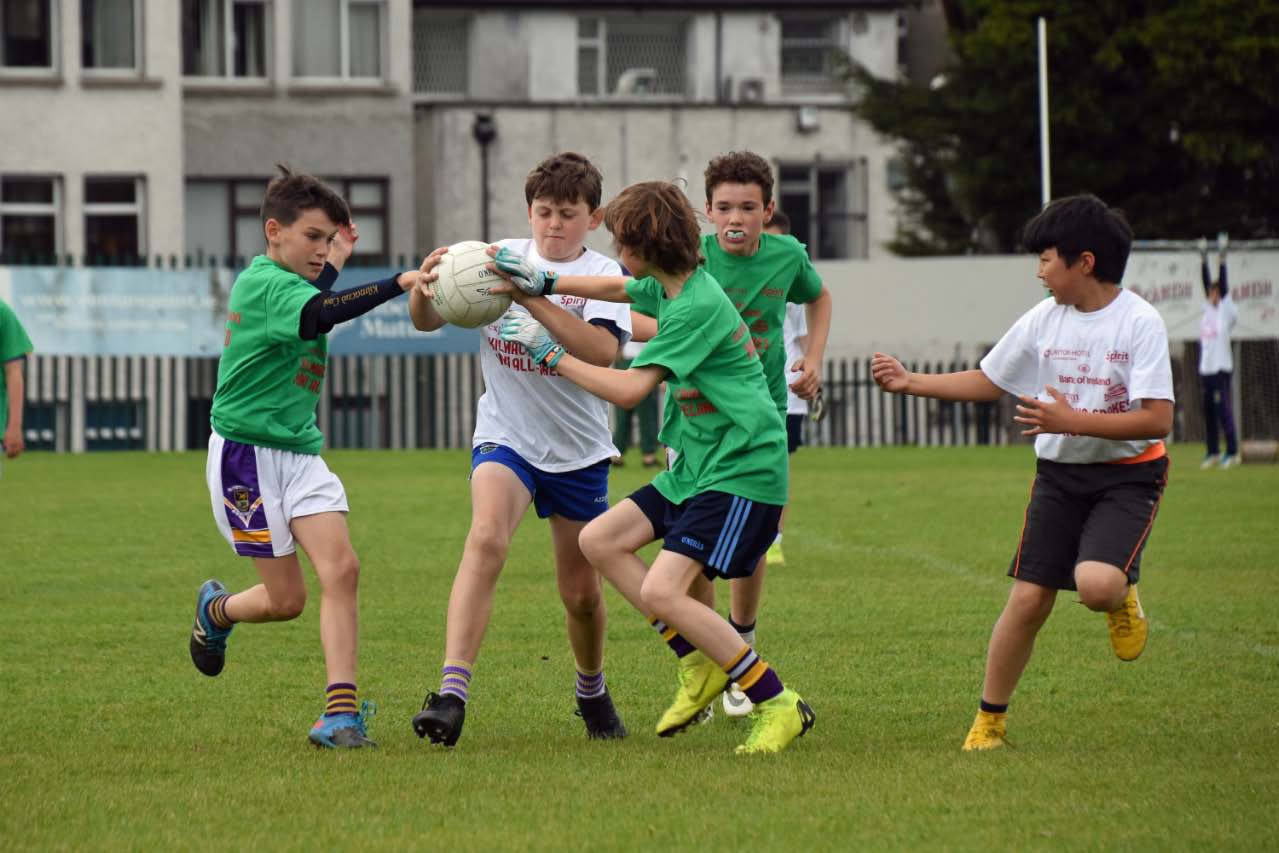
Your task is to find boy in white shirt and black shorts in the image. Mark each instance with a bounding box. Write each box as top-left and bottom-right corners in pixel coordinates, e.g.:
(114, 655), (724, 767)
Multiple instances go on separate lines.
(407, 153), (632, 747)
(872, 194), (1174, 751)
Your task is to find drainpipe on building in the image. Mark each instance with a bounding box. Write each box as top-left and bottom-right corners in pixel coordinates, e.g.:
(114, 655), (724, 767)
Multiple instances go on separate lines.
(472, 113), (497, 241)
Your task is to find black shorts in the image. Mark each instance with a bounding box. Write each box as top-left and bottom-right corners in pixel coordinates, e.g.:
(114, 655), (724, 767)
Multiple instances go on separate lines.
(629, 484), (783, 580)
(786, 414), (804, 454)
(1008, 456), (1169, 590)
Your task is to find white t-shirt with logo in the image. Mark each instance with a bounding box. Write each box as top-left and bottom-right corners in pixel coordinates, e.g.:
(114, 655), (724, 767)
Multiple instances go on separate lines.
(473, 238), (632, 472)
(980, 289), (1174, 463)
(1198, 294), (1237, 374)
(783, 302), (809, 416)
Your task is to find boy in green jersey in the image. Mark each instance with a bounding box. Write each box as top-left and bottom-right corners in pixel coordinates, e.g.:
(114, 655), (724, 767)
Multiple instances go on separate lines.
(192, 165), (437, 749)
(633, 152), (833, 716)
(1, 296), (34, 466)
(490, 181), (815, 754)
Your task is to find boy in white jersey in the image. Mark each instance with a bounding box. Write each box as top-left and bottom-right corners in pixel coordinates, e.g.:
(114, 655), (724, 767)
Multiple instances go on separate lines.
(872, 194), (1174, 751)
(1197, 234), (1239, 468)
(407, 153), (632, 746)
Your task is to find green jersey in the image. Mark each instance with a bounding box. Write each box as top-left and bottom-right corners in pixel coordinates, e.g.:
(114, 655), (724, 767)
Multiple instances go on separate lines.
(627, 267), (787, 506)
(0, 298), (34, 432)
(211, 255), (328, 454)
(700, 232), (823, 415)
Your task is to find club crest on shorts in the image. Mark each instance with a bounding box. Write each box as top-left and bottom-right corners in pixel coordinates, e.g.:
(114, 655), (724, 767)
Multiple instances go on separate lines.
(477, 443), (499, 454)
(223, 484), (263, 528)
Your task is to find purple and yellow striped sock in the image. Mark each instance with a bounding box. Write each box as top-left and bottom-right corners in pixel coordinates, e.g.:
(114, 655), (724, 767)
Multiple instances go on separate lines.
(324, 682), (358, 717)
(206, 593), (234, 630)
(576, 666), (606, 699)
(649, 616), (695, 658)
(724, 646), (783, 705)
(440, 659), (473, 704)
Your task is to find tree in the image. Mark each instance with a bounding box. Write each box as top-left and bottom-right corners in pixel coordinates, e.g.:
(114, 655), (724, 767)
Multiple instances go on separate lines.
(850, 0), (1279, 254)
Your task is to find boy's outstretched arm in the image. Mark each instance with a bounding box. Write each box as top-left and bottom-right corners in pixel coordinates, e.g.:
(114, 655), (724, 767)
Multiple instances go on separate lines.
(408, 247), (450, 332)
(499, 313), (661, 408)
(302, 251), (442, 340)
(791, 287), (832, 399)
(518, 297), (621, 367)
(871, 352), (1003, 402)
(1015, 392), (1173, 440)
(487, 246), (633, 303)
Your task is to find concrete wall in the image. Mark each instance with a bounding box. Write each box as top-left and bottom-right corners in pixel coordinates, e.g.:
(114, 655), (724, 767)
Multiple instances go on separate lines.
(0, 0), (185, 258)
(182, 0), (417, 263)
(419, 104), (898, 257)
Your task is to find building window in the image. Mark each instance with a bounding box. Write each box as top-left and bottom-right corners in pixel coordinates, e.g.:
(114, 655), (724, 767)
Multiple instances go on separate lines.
(777, 161), (868, 259)
(81, 0), (137, 71)
(182, 0), (269, 78)
(412, 11), (468, 94)
(0, 176), (61, 263)
(185, 177), (387, 266)
(780, 14), (846, 94)
(293, 0), (384, 80)
(325, 178), (388, 264)
(1, 0), (54, 69)
(577, 14), (686, 97)
(85, 176), (144, 264)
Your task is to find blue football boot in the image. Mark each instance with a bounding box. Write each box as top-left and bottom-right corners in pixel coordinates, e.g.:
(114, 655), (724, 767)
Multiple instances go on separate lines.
(310, 700), (378, 749)
(189, 579), (234, 676)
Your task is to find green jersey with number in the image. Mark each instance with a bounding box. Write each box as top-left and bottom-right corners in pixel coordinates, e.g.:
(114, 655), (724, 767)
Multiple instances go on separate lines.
(0, 297), (34, 433)
(700, 232), (823, 415)
(627, 267), (787, 506)
(211, 255), (327, 454)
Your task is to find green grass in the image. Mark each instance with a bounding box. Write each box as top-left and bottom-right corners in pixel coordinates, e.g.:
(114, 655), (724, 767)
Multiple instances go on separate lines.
(2, 444), (1277, 850)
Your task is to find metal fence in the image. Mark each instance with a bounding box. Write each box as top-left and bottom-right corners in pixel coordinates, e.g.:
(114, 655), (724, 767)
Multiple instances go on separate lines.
(19, 347), (1273, 454)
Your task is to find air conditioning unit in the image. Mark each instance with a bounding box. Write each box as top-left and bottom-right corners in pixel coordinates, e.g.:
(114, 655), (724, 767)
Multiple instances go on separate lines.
(614, 67), (659, 96)
(735, 76), (766, 103)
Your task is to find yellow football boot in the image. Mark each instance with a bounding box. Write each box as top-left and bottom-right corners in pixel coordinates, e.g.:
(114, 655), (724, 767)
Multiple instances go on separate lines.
(1106, 584), (1148, 661)
(961, 709), (1008, 751)
(735, 689), (815, 755)
(655, 651), (728, 737)
(765, 539), (785, 566)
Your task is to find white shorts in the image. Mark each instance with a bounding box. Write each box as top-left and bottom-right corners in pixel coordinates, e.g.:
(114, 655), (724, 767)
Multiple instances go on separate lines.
(206, 430), (348, 558)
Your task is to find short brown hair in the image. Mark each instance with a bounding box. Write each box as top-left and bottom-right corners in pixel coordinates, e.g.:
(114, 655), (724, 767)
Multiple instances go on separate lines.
(260, 163), (350, 228)
(604, 181), (702, 275)
(704, 151), (774, 205)
(524, 152), (604, 210)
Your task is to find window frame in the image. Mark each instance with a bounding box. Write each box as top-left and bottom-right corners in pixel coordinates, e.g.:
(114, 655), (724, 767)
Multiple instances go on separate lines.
(574, 11), (688, 100)
(80, 0), (143, 76)
(83, 175), (147, 264)
(181, 0), (272, 82)
(778, 12), (848, 96)
(292, 0), (386, 82)
(0, 0), (59, 77)
(775, 159), (869, 260)
(0, 174), (63, 263)
(185, 176), (389, 266)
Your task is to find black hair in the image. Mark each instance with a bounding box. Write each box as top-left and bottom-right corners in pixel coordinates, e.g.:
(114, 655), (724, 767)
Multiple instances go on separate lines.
(767, 209), (791, 233)
(1021, 193), (1133, 284)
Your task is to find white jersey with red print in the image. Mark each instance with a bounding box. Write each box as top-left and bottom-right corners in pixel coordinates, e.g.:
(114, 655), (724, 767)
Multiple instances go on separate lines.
(472, 238), (632, 472)
(980, 288), (1174, 464)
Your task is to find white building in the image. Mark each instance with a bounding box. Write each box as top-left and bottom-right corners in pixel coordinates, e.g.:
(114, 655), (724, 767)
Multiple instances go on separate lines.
(1, 0), (910, 266)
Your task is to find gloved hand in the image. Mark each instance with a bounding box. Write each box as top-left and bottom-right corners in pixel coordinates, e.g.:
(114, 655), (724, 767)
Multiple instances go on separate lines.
(499, 311), (565, 368)
(492, 246), (558, 296)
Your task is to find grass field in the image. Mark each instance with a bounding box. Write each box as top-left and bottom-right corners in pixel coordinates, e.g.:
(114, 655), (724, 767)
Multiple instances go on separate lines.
(2, 443), (1277, 850)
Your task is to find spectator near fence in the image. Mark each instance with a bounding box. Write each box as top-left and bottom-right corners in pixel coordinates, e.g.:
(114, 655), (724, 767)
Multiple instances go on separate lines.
(1198, 235), (1239, 469)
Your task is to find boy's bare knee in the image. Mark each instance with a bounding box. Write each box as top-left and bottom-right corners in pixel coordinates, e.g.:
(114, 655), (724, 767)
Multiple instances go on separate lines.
(466, 521), (510, 568)
(578, 521), (611, 565)
(270, 589), (307, 620)
(1074, 562), (1126, 611)
(561, 586), (602, 619)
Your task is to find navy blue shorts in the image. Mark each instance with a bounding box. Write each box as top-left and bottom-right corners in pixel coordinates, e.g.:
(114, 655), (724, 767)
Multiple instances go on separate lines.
(786, 414), (804, 454)
(629, 484), (783, 580)
(471, 443), (611, 521)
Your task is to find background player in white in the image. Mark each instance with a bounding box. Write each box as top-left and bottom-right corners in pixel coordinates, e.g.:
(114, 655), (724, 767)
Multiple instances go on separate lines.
(1197, 233), (1239, 469)
(408, 152), (632, 746)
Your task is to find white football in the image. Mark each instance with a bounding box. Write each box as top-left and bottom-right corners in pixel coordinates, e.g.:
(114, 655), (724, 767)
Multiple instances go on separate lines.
(432, 240), (512, 328)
